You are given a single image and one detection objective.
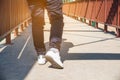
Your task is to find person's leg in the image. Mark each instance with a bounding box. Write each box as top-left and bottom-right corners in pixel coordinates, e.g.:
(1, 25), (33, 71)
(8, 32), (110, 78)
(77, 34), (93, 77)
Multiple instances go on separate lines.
(27, 1), (46, 55)
(46, 0), (64, 50)
(45, 0), (64, 69)
(27, 1), (47, 64)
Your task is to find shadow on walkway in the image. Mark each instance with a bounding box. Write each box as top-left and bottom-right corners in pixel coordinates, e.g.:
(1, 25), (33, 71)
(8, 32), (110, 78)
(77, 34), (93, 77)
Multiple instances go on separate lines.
(0, 37), (120, 80)
(60, 38), (120, 62)
(0, 29), (36, 80)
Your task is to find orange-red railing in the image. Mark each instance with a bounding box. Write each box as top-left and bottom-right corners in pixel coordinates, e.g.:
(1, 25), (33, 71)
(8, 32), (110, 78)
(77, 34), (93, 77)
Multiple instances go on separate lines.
(63, 0), (120, 37)
(0, 0), (30, 44)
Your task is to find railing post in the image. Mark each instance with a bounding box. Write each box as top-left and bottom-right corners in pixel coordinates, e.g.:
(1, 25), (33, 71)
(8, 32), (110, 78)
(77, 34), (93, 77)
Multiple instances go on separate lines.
(24, 21), (27, 28)
(89, 20), (92, 26)
(24, 21), (29, 28)
(96, 22), (98, 28)
(116, 0), (120, 37)
(80, 18), (83, 22)
(22, 23), (26, 29)
(6, 34), (11, 44)
(104, 24), (108, 32)
(84, 19), (86, 23)
(20, 24), (24, 32)
(14, 28), (19, 36)
(116, 28), (120, 37)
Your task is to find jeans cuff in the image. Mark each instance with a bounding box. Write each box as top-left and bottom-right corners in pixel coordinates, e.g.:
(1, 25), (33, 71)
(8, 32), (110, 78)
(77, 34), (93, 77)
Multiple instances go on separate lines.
(49, 37), (62, 50)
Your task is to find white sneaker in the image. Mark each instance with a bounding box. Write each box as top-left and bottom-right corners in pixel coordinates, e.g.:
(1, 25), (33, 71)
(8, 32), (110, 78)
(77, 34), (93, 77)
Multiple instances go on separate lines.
(45, 48), (63, 69)
(38, 55), (46, 65)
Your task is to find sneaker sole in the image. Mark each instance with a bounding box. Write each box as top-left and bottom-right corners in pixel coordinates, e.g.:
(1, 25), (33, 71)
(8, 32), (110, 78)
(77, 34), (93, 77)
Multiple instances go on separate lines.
(45, 55), (63, 69)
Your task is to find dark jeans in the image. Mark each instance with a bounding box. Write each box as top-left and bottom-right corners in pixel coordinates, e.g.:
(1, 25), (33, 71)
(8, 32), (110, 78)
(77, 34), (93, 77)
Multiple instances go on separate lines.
(27, 0), (64, 55)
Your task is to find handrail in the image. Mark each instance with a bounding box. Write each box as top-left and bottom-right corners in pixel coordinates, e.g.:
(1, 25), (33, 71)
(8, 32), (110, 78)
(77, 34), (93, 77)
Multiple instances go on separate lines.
(0, 18), (30, 41)
(0, 0), (31, 43)
(63, 0), (120, 37)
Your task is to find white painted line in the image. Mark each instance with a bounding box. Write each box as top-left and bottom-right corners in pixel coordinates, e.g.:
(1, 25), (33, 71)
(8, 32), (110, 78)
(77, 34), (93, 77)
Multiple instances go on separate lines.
(0, 46), (7, 53)
(17, 36), (31, 59)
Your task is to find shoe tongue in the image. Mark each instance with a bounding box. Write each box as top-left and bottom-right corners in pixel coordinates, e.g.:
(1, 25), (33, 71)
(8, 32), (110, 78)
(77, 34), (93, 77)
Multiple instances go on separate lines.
(50, 48), (60, 56)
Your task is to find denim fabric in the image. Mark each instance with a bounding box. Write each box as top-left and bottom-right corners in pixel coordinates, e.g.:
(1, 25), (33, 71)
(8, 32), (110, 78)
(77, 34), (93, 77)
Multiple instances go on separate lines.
(27, 0), (64, 54)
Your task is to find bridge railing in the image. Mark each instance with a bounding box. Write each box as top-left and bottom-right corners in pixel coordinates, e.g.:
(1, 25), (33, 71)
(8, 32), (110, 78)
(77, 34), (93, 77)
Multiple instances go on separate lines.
(63, 0), (120, 37)
(0, 0), (31, 44)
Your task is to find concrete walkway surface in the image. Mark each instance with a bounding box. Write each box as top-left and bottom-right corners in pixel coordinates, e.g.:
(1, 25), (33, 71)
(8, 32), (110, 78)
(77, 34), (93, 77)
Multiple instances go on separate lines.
(0, 15), (120, 80)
